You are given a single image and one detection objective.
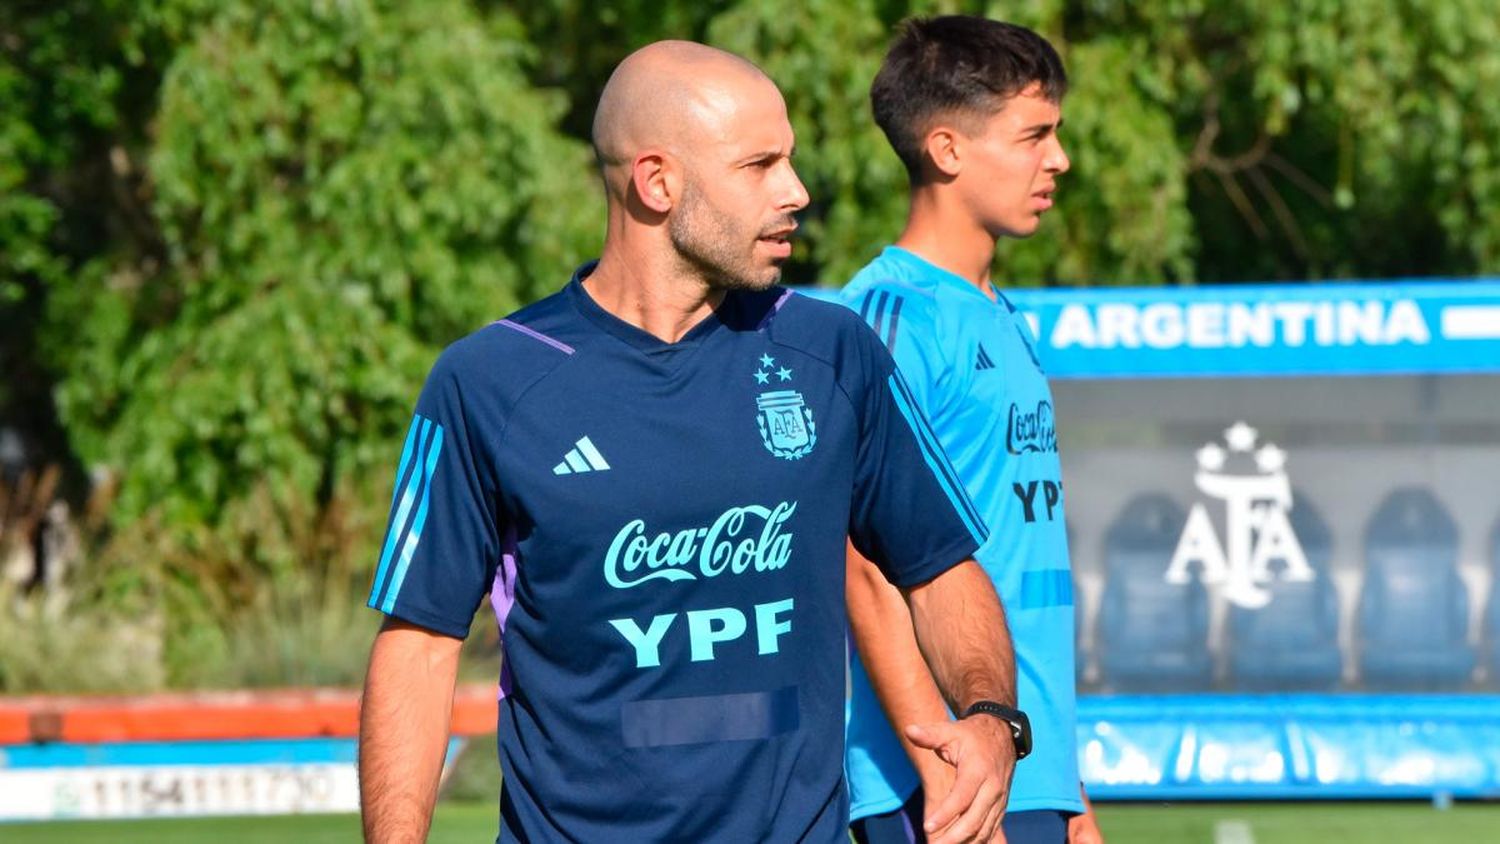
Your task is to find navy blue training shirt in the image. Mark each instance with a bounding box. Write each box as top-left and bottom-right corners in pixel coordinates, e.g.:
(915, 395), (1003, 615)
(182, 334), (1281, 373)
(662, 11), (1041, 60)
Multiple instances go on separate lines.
(367, 263), (986, 842)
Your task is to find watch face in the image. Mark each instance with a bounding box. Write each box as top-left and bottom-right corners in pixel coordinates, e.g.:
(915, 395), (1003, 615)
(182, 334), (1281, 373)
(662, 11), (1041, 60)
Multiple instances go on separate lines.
(1006, 708), (1032, 759)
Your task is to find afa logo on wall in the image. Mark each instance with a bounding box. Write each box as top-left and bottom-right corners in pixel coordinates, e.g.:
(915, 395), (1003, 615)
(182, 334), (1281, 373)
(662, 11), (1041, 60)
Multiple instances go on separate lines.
(1164, 422), (1314, 608)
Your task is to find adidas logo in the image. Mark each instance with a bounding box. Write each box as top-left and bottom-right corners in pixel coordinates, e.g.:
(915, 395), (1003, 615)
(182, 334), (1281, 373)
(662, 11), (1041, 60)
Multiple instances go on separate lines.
(975, 343), (997, 371)
(553, 436), (611, 475)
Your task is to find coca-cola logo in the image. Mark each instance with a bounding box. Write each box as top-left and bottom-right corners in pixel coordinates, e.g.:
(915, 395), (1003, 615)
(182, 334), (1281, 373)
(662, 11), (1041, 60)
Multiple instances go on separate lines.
(1006, 400), (1057, 455)
(604, 502), (797, 589)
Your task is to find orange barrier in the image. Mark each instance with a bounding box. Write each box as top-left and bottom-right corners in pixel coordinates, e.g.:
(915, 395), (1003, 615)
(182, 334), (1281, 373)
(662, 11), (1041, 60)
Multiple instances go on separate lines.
(0, 684), (497, 744)
(0, 709), (29, 744)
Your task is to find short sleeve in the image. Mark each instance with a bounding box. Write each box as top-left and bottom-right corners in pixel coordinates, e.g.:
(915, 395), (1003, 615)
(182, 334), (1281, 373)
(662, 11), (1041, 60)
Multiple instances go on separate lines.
(846, 286), (950, 413)
(366, 351), (501, 638)
(846, 326), (988, 588)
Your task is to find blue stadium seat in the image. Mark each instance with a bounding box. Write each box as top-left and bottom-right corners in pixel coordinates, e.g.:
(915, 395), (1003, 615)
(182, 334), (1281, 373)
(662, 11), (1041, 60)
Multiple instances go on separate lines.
(1357, 487), (1475, 689)
(1096, 494), (1213, 691)
(1485, 519), (1500, 688)
(1226, 493), (1343, 690)
(1067, 523), (1094, 689)
(1074, 571), (1092, 689)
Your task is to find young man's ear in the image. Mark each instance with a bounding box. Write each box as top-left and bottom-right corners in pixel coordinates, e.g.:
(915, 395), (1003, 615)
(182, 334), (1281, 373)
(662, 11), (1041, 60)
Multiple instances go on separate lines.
(922, 126), (964, 178)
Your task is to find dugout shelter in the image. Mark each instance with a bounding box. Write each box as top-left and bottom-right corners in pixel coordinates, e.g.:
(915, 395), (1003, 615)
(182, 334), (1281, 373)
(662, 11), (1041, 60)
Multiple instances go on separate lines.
(1017, 279), (1500, 800)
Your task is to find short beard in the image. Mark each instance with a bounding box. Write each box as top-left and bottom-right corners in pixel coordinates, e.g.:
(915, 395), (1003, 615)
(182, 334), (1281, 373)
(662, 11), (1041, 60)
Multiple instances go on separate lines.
(668, 184), (781, 293)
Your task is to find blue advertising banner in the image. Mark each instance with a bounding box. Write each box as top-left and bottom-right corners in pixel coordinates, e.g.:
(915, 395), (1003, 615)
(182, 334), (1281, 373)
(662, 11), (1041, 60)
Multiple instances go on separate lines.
(1078, 695), (1500, 800)
(1002, 281), (1500, 379)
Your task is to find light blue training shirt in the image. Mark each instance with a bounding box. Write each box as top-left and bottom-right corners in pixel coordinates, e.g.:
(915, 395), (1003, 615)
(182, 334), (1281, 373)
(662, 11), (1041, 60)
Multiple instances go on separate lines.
(840, 246), (1083, 820)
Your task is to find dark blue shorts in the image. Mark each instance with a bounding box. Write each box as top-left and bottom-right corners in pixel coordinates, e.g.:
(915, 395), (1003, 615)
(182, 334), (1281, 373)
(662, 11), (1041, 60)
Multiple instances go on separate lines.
(849, 788), (1069, 844)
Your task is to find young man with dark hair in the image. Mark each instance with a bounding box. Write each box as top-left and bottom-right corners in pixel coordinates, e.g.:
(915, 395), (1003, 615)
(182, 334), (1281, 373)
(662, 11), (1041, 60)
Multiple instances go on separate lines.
(841, 16), (1104, 844)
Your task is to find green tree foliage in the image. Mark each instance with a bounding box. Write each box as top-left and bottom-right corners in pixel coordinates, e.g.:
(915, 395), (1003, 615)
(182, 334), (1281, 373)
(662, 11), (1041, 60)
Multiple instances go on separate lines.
(0, 3), (128, 303)
(510, 0), (735, 137)
(0, 60), (60, 307)
(28, 0), (600, 680)
(60, 0), (596, 526)
(1059, 0), (1500, 281)
(0, 1), (146, 465)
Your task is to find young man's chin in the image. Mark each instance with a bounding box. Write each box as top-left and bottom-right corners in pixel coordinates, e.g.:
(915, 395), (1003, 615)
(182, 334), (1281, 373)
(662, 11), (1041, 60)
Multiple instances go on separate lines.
(994, 219), (1043, 240)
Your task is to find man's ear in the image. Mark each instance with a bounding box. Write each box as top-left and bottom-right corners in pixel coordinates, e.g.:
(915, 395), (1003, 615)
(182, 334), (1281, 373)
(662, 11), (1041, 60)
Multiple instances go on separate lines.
(631, 151), (677, 214)
(922, 126), (964, 178)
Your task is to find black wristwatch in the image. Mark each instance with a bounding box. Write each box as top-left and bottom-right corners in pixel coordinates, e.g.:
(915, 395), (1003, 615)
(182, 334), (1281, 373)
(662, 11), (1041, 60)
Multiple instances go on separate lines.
(961, 701), (1032, 760)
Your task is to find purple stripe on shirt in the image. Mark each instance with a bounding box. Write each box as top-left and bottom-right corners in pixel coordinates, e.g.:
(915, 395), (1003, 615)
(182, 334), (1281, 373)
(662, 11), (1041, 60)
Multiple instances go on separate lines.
(495, 319), (575, 355)
(756, 289), (794, 330)
(490, 524), (520, 700)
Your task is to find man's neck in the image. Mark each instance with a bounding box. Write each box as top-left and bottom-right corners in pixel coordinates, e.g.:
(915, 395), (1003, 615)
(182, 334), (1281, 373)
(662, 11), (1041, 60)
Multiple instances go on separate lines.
(895, 190), (999, 300)
(585, 239), (725, 343)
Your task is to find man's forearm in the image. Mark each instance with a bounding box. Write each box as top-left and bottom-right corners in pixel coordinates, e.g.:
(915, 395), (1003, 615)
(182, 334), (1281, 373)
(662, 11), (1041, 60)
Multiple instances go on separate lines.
(359, 618), (464, 843)
(845, 541), (953, 780)
(904, 559), (1016, 711)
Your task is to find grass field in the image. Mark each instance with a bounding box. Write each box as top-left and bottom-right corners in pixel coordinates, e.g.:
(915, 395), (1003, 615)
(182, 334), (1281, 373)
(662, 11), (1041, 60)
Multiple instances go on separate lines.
(1096, 802), (1500, 843)
(4, 801), (1500, 843)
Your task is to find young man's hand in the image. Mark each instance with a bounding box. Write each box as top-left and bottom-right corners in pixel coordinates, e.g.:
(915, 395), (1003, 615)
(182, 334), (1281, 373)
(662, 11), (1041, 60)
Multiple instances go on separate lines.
(1068, 788), (1106, 844)
(1068, 809), (1104, 843)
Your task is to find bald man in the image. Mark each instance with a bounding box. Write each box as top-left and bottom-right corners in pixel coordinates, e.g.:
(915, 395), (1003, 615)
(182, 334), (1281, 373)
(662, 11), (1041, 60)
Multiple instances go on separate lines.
(359, 41), (1019, 843)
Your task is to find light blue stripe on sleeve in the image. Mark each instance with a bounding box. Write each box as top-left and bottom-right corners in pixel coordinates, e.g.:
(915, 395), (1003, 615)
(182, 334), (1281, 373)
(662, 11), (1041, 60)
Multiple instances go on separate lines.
(389, 415), (422, 508)
(381, 424), (445, 613)
(370, 417), (432, 606)
(886, 374), (988, 546)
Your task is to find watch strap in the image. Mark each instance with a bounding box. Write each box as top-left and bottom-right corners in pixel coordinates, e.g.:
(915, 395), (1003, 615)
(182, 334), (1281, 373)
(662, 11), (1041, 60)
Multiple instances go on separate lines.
(960, 700), (1032, 760)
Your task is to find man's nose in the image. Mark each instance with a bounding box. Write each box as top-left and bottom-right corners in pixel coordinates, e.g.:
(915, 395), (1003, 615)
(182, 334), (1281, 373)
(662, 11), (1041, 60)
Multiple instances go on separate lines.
(780, 163), (811, 212)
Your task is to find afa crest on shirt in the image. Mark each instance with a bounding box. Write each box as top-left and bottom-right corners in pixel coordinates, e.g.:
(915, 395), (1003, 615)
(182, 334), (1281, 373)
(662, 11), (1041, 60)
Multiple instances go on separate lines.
(752, 354), (816, 460)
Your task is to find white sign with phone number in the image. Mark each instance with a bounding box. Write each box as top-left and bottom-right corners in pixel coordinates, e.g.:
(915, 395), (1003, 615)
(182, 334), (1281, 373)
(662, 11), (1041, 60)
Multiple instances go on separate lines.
(0, 764), (359, 820)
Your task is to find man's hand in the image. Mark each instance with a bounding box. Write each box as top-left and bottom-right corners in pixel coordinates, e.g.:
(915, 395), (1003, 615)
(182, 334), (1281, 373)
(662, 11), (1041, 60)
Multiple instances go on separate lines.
(900, 560), (1018, 844)
(905, 713), (1017, 844)
(846, 555), (1018, 843)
